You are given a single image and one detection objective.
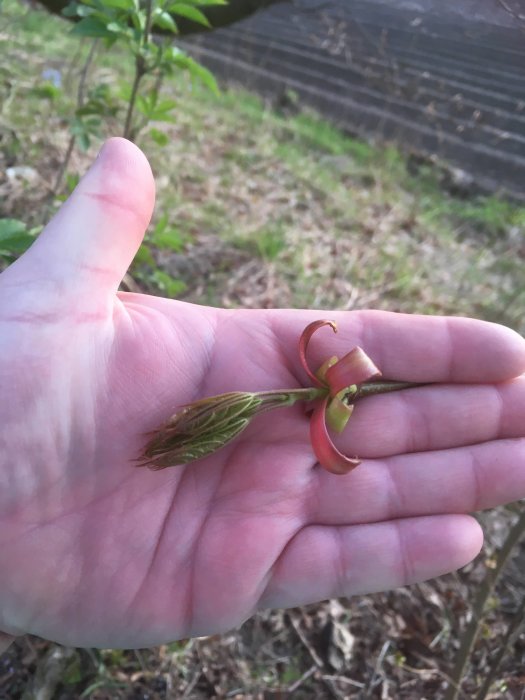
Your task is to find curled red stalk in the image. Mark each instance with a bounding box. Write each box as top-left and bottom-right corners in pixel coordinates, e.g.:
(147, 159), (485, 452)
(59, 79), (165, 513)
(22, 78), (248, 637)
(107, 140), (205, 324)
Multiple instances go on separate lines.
(299, 320), (381, 475)
(298, 319), (337, 387)
(310, 397), (361, 474)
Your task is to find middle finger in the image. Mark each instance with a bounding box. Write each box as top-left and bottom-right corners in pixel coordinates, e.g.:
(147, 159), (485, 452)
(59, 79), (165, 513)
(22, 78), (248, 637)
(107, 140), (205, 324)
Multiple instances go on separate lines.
(330, 376), (525, 458)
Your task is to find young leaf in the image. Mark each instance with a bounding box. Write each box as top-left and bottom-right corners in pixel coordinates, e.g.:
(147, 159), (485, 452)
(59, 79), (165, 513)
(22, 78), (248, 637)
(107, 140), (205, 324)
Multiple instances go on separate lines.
(135, 93), (155, 117)
(152, 221), (186, 251)
(133, 243), (156, 267)
(99, 0), (135, 9)
(70, 16), (115, 38)
(62, 2), (81, 17)
(63, 1), (99, 17)
(0, 219), (37, 258)
(177, 56), (219, 95)
(152, 270), (187, 298)
(70, 115), (101, 151)
(106, 21), (133, 38)
(168, 3), (211, 27)
(150, 98), (178, 121)
(169, 0), (226, 5)
(153, 9), (178, 33)
(149, 127), (170, 147)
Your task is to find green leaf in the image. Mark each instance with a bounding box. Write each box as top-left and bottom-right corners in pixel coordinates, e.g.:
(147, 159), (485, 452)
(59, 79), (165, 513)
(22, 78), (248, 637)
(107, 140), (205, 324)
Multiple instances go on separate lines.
(169, 0), (226, 5)
(149, 127), (169, 147)
(163, 45), (183, 61)
(65, 172), (80, 194)
(70, 16), (115, 38)
(76, 83), (120, 118)
(63, 3), (96, 17)
(168, 3), (210, 27)
(70, 115), (101, 151)
(0, 219), (36, 257)
(153, 229), (186, 251)
(152, 270), (187, 298)
(130, 7), (146, 31)
(106, 20), (132, 36)
(62, 2), (81, 17)
(0, 218), (26, 240)
(325, 395), (353, 433)
(151, 98), (177, 120)
(151, 215), (186, 251)
(135, 93), (155, 117)
(167, 0), (226, 8)
(167, 0), (226, 5)
(180, 56), (219, 95)
(99, 0), (135, 9)
(61, 653), (83, 685)
(153, 9), (178, 32)
(133, 243), (156, 267)
(77, 131), (91, 151)
(136, 93), (177, 121)
(30, 82), (62, 100)
(77, 5), (96, 17)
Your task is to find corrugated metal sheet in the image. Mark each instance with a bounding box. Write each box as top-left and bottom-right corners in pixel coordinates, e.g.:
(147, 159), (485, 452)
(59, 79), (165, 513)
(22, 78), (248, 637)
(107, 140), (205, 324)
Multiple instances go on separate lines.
(182, 0), (525, 199)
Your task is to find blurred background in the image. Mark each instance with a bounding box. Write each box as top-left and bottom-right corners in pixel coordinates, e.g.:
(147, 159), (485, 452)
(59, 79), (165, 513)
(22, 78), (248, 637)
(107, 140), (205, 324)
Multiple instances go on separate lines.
(1, 0), (524, 697)
(184, 0), (525, 201)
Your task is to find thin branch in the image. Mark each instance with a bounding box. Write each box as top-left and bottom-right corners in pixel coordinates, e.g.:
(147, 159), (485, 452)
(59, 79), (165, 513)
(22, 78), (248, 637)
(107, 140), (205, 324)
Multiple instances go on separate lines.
(53, 39), (98, 193)
(444, 508), (525, 700)
(364, 640), (391, 695)
(475, 593), (525, 700)
(123, 58), (146, 141)
(286, 612), (346, 700)
(131, 69), (165, 141)
(123, 0), (153, 141)
(287, 665), (317, 693)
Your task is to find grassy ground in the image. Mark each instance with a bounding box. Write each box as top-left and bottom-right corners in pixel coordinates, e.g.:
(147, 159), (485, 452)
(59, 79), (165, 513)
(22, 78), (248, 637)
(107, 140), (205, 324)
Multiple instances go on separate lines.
(1, 1), (525, 698)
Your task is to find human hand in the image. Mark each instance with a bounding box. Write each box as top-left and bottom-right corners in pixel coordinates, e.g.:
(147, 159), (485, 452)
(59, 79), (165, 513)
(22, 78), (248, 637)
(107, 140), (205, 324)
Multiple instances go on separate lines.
(0, 138), (524, 651)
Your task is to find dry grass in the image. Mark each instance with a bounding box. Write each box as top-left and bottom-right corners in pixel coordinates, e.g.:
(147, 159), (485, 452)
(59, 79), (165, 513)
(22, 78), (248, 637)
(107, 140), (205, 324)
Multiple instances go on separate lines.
(139, 95), (525, 336)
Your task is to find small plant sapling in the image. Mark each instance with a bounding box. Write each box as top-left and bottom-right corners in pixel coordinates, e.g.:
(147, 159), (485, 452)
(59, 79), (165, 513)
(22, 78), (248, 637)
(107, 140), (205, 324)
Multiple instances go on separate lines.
(139, 320), (427, 473)
(63, 0), (221, 143)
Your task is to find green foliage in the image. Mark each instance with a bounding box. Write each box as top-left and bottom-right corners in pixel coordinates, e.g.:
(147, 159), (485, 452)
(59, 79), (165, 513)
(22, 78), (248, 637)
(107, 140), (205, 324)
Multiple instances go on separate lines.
(0, 219), (39, 262)
(54, 173), (82, 203)
(453, 196), (525, 234)
(68, 82), (121, 149)
(148, 126), (170, 146)
(135, 92), (177, 123)
(168, 3), (211, 27)
(60, 653), (84, 685)
(150, 213), (188, 251)
(133, 243), (157, 267)
(63, 0), (222, 136)
(292, 111), (374, 161)
(254, 222), (287, 261)
(69, 114), (102, 151)
(133, 215), (189, 296)
(80, 83), (121, 119)
(29, 81), (62, 100)
(150, 269), (187, 297)
(1, 0), (222, 292)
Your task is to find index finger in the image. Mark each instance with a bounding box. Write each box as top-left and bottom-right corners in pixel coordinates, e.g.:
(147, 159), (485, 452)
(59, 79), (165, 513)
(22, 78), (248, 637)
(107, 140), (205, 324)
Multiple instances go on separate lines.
(268, 310), (525, 383)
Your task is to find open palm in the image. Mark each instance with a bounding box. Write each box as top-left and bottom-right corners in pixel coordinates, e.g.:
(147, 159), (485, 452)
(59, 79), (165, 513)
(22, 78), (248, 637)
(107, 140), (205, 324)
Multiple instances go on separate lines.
(0, 138), (524, 651)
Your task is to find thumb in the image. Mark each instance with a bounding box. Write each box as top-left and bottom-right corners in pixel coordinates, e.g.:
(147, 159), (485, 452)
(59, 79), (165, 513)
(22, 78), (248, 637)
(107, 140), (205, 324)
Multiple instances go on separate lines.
(10, 137), (155, 304)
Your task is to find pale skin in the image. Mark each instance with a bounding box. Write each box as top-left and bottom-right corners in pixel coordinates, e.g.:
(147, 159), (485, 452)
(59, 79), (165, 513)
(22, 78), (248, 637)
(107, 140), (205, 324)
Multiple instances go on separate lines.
(0, 138), (524, 652)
